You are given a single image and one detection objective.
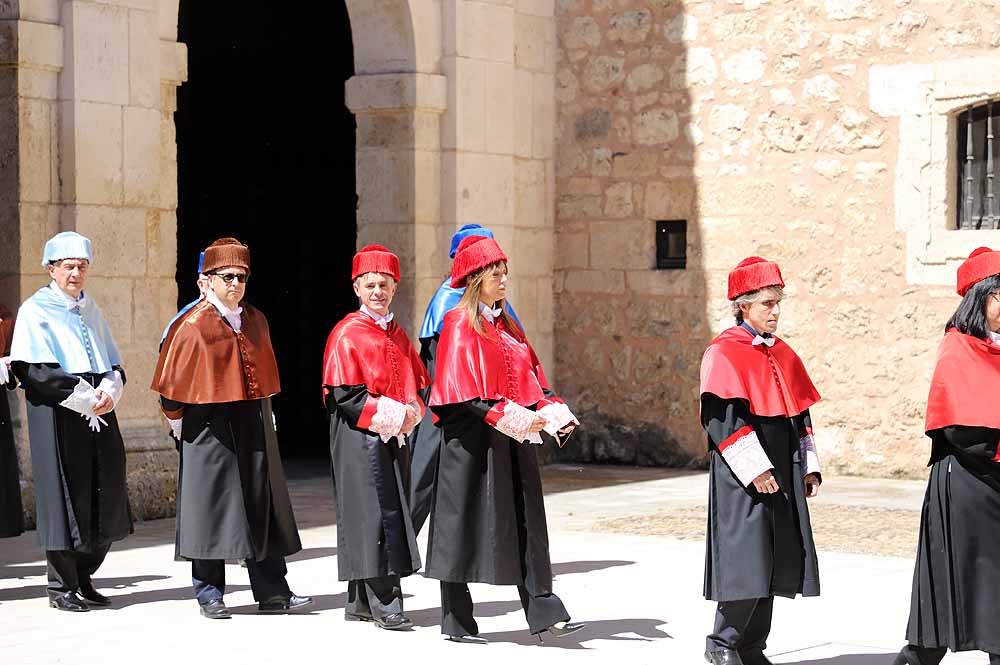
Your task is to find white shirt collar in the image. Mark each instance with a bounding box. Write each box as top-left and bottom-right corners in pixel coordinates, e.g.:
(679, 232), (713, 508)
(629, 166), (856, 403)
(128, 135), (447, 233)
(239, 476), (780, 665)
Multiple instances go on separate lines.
(990, 331), (1000, 346)
(360, 304), (394, 330)
(479, 302), (502, 324)
(50, 281), (86, 310)
(206, 289), (243, 332)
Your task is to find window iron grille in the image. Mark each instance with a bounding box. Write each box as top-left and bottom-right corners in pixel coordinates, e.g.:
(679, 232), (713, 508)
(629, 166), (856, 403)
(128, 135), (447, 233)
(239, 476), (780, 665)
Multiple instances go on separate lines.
(958, 102), (1000, 230)
(655, 220), (687, 270)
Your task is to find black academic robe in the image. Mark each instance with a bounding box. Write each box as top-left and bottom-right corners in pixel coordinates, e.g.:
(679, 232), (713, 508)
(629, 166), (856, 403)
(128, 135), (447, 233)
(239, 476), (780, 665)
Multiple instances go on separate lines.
(408, 335), (440, 534)
(905, 426), (1000, 655)
(703, 396), (821, 602)
(11, 363), (132, 551)
(0, 375), (24, 538)
(163, 395), (302, 562)
(425, 397), (554, 593)
(326, 386), (421, 581)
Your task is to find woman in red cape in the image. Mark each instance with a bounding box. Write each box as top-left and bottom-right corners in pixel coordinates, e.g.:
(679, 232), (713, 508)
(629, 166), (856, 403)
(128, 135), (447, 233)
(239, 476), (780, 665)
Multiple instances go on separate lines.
(426, 235), (584, 644)
(322, 245), (427, 632)
(700, 257), (822, 665)
(894, 248), (1000, 665)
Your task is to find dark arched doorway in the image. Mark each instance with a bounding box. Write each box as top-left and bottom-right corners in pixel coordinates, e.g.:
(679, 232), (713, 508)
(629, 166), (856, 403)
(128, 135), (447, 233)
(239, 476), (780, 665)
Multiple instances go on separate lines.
(176, 3), (357, 458)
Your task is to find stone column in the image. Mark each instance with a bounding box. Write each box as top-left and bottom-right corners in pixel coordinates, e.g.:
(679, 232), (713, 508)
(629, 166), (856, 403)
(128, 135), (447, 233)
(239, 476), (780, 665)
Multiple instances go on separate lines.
(0, 0), (188, 520)
(346, 72), (448, 335)
(441, 0), (557, 369)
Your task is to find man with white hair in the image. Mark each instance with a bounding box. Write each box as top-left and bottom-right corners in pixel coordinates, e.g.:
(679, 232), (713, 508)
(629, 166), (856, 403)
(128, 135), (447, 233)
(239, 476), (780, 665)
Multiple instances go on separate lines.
(10, 231), (132, 612)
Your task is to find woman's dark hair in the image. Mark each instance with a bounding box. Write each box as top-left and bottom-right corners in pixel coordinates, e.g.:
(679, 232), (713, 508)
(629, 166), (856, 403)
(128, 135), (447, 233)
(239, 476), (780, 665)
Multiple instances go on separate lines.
(946, 273), (1000, 338)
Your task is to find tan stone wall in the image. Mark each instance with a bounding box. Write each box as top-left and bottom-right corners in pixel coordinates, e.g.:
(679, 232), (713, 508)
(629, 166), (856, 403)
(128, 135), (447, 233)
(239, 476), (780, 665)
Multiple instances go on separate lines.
(554, 0), (1000, 476)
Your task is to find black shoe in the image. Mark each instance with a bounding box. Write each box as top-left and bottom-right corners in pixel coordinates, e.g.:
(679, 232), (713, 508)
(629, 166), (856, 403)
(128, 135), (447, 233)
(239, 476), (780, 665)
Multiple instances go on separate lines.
(48, 591), (89, 612)
(705, 649), (744, 665)
(541, 621), (586, 638)
(79, 585), (111, 607)
(740, 651), (773, 665)
(199, 599), (232, 619)
(446, 635), (489, 645)
(257, 594), (314, 613)
(373, 613), (413, 631)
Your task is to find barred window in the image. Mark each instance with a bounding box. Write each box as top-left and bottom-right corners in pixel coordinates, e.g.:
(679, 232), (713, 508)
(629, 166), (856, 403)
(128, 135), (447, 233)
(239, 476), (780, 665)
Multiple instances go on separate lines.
(958, 102), (1000, 230)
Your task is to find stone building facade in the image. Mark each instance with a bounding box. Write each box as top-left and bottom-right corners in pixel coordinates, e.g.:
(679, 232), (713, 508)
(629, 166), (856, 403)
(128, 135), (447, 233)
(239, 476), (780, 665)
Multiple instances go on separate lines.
(0, 0), (996, 521)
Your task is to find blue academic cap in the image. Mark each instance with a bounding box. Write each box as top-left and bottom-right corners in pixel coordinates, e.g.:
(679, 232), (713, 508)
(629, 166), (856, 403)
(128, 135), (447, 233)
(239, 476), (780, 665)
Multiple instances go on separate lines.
(449, 224), (494, 259)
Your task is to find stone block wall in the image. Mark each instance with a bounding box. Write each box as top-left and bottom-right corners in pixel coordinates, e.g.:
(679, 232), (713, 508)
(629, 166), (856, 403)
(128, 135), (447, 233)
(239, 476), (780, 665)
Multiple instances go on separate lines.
(553, 0), (1000, 476)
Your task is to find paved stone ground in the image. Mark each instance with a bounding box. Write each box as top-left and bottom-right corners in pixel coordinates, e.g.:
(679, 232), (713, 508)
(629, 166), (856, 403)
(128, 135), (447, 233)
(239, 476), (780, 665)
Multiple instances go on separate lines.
(0, 464), (990, 664)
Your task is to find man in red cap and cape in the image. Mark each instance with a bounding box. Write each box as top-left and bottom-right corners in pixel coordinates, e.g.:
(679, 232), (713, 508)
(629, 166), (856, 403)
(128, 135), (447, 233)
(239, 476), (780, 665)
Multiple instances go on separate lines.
(322, 245), (427, 631)
(0, 305), (23, 539)
(700, 257), (822, 665)
(151, 237), (311, 619)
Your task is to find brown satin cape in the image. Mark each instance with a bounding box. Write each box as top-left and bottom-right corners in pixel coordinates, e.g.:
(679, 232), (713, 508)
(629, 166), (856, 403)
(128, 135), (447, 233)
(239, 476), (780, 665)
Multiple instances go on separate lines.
(321, 311), (429, 403)
(151, 299), (280, 404)
(0, 305), (13, 356)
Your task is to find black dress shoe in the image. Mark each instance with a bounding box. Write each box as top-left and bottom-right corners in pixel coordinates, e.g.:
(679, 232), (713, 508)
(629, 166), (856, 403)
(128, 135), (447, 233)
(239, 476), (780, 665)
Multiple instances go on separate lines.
(741, 651), (773, 665)
(541, 621), (586, 638)
(79, 585), (111, 606)
(705, 649), (744, 665)
(199, 599), (232, 619)
(446, 635), (489, 645)
(257, 594), (314, 613)
(49, 591), (89, 612)
(373, 613), (413, 631)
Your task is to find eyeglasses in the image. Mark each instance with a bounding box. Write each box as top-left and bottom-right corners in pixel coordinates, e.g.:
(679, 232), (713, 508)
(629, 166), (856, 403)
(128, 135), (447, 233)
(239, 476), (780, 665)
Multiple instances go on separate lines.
(211, 272), (249, 284)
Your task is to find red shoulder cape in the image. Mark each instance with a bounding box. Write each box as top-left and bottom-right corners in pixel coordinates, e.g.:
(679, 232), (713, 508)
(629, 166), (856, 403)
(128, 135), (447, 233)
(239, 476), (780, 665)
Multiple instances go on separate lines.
(151, 300), (281, 404)
(321, 312), (428, 404)
(925, 329), (1000, 432)
(430, 309), (548, 407)
(700, 326), (820, 418)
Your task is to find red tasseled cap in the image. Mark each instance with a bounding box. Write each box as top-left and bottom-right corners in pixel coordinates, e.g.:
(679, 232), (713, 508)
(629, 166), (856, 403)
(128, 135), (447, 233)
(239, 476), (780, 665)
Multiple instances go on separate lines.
(727, 256), (785, 300)
(956, 246), (1000, 296)
(450, 236), (509, 288)
(352, 244), (401, 282)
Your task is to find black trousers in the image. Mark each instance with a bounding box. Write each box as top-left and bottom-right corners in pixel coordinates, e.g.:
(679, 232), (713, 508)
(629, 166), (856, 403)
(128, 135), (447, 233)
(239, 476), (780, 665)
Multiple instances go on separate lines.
(707, 597), (774, 654)
(897, 645), (1000, 665)
(46, 543), (112, 596)
(440, 581), (570, 636)
(345, 576), (403, 620)
(191, 556), (290, 605)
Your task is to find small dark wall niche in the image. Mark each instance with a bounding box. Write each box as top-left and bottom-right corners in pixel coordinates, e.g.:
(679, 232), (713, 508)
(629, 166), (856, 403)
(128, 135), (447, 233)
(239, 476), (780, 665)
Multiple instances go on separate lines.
(655, 220), (687, 269)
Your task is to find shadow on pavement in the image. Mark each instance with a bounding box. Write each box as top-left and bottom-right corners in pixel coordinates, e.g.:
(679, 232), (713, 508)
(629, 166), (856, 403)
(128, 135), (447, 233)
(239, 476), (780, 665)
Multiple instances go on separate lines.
(0, 575), (172, 603)
(0, 563), (46, 580)
(406, 599), (524, 628)
(287, 546), (337, 563)
(479, 617), (672, 649)
(781, 655), (897, 664)
(552, 560), (634, 576)
(227, 591), (347, 615)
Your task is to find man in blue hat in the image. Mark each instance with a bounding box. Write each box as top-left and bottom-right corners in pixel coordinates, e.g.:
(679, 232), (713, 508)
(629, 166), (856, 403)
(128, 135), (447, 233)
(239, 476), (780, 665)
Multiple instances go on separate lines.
(408, 224), (522, 533)
(160, 251), (208, 346)
(10, 232), (132, 612)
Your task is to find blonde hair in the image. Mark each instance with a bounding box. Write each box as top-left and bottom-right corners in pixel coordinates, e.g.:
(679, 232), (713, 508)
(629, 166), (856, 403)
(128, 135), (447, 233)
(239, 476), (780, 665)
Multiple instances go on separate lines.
(731, 286), (784, 324)
(457, 261), (521, 338)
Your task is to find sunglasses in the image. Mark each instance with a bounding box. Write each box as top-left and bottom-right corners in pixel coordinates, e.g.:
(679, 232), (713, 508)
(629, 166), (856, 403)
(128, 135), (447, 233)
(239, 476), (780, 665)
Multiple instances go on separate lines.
(211, 272), (249, 284)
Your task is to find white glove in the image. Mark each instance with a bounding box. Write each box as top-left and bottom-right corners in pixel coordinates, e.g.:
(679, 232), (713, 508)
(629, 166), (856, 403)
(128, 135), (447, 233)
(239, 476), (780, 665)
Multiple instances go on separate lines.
(0, 358), (9, 386)
(84, 413), (108, 432)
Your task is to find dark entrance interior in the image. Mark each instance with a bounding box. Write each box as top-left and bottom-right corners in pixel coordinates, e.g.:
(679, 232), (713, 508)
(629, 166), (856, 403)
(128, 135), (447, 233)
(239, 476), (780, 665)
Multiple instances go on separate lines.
(176, 2), (357, 458)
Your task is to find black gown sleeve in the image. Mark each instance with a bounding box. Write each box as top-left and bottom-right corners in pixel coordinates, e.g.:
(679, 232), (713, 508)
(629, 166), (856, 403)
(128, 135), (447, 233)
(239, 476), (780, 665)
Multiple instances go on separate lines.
(11, 361), (80, 407)
(325, 384), (371, 429)
(701, 394), (753, 451)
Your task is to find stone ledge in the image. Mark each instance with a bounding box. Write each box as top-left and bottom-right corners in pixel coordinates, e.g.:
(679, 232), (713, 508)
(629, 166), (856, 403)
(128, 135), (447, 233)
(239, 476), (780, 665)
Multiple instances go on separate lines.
(346, 73), (448, 114)
(0, 19), (63, 69)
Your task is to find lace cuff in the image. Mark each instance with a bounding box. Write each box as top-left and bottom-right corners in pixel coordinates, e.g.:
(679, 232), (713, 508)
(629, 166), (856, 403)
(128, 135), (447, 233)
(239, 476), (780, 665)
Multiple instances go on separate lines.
(800, 428), (821, 478)
(719, 425), (773, 488)
(537, 402), (579, 437)
(369, 396), (408, 443)
(491, 401), (538, 443)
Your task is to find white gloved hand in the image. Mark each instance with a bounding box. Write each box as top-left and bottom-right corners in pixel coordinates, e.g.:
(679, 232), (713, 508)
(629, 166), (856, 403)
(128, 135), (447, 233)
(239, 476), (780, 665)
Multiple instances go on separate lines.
(0, 358), (9, 385)
(166, 417), (182, 440)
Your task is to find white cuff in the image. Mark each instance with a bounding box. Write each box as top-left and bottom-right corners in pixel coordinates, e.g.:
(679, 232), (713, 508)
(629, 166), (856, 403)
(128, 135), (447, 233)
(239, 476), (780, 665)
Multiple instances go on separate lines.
(800, 432), (821, 477)
(167, 417), (183, 440)
(60, 378), (99, 418)
(369, 396), (408, 443)
(721, 429), (773, 488)
(537, 402), (579, 437)
(494, 402), (537, 443)
(0, 357), (9, 385)
(97, 370), (124, 407)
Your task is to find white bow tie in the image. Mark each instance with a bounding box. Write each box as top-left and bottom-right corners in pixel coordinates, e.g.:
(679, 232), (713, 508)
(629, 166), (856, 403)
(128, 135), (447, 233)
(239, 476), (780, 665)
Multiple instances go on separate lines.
(752, 335), (775, 347)
(481, 306), (502, 323)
